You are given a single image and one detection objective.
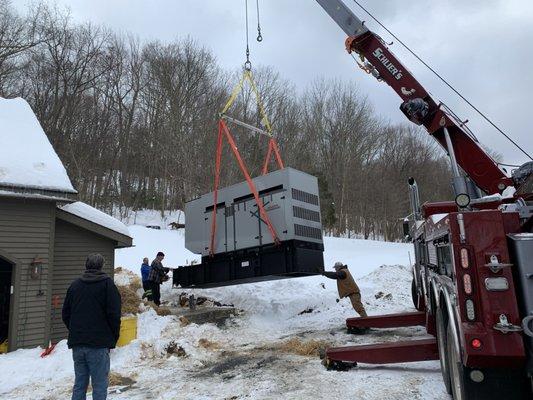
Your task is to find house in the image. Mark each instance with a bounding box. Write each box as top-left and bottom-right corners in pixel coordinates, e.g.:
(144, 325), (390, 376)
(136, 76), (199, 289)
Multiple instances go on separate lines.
(0, 97), (132, 352)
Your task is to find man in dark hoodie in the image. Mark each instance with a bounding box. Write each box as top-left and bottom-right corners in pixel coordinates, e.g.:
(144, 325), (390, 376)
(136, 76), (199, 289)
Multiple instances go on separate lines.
(62, 253), (121, 400)
(147, 251), (169, 306)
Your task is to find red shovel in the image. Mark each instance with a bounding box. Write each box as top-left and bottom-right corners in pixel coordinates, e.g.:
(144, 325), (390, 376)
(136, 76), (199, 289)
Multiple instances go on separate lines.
(40, 340), (56, 357)
(41, 295), (61, 357)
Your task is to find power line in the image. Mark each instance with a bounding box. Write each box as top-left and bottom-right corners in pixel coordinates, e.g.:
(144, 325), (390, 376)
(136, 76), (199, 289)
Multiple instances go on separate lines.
(350, 0), (532, 162)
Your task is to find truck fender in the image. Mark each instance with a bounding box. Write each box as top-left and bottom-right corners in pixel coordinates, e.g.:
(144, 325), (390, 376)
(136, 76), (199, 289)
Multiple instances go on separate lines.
(440, 288), (461, 360)
(523, 315), (533, 337)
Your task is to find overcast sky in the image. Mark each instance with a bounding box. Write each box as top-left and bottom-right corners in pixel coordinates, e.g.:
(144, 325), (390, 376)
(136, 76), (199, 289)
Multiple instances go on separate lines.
(15, 0), (533, 166)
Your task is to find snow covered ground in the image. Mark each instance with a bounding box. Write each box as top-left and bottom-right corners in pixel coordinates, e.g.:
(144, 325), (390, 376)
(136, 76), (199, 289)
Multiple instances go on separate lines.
(0, 213), (449, 400)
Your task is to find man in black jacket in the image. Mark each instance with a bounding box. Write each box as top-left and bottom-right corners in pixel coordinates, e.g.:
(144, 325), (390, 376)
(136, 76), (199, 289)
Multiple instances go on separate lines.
(147, 251), (169, 306)
(62, 253), (121, 400)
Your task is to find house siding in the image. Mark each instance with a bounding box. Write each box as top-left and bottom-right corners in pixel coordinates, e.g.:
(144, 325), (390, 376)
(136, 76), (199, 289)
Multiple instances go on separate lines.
(0, 198), (55, 349)
(51, 219), (115, 343)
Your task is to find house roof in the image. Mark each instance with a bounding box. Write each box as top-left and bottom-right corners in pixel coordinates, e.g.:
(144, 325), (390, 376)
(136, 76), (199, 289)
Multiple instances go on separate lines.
(0, 97), (77, 196)
(57, 202), (132, 248)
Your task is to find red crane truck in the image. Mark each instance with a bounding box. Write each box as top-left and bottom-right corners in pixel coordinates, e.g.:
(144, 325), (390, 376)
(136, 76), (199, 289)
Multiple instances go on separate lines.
(315, 1), (533, 399)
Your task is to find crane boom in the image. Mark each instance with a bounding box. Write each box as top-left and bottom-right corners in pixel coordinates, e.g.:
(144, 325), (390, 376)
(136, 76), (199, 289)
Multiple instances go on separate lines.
(315, 0), (367, 37)
(316, 0), (514, 195)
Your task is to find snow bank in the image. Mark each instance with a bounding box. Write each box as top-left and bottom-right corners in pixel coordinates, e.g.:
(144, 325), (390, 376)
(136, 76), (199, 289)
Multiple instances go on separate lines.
(115, 225), (200, 269)
(0, 309), (178, 398)
(117, 226), (411, 274)
(322, 236), (411, 277)
(116, 208), (185, 228)
(60, 201), (130, 237)
(0, 97), (75, 193)
(0, 341), (73, 395)
(164, 263), (414, 321)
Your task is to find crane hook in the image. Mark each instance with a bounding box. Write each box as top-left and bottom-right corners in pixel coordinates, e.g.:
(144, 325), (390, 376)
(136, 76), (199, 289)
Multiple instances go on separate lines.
(256, 0), (263, 42)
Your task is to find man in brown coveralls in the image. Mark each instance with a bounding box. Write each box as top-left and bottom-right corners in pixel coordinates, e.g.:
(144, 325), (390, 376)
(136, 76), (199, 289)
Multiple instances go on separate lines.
(323, 261), (368, 317)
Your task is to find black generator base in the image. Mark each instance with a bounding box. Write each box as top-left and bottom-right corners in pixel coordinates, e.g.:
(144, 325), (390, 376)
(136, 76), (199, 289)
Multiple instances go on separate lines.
(173, 240), (324, 288)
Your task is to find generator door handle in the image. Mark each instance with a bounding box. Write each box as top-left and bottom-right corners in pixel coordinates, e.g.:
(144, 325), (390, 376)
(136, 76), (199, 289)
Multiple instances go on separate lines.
(523, 316), (533, 337)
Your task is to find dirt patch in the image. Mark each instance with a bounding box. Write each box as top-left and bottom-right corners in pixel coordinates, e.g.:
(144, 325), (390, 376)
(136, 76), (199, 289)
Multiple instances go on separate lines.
(198, 338), (220, 350)
(155, 306), (172, 316)
(165, 341), (187, 357)
(109, 372), (136, 387)
(203, 354), (251, 375)
(179, 316), (190, 326)
(277, 338), (329, 357)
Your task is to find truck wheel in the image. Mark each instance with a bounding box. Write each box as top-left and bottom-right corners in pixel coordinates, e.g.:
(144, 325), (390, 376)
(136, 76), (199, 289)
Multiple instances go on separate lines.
(411, 278), (418, 309)
(411, 278), (424, 311)
(446, 321), (531, 399)
(436, 306), (451, 394)
(447, 322), (466, 400)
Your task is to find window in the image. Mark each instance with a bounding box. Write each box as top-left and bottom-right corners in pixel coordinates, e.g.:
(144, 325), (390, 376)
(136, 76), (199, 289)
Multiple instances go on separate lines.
(436, 244), (453, 277)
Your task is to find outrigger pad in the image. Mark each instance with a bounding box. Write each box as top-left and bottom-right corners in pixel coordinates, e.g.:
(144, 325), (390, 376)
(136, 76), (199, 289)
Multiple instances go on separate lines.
(173, 240), (324, 288)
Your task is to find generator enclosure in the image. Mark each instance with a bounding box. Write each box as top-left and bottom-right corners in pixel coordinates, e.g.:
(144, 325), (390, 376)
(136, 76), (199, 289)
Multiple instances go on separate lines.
(174, 168), (324, 288)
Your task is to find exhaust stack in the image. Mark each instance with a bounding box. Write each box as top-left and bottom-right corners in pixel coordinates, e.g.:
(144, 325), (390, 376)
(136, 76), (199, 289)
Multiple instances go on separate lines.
(408, 177), (422, 221)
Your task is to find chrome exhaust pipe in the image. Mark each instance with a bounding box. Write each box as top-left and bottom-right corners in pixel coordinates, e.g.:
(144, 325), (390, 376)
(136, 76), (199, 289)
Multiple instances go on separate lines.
(408, 177), (422, 221)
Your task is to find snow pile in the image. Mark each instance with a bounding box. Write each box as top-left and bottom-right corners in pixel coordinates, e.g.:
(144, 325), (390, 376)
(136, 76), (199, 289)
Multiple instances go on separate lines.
(0, 97), (75, 193)
(60, 201), (131, 237)
(0, 309), (180, 398)
(0, 341), (73, 395)
(162, 264), (414, 323)
(322, 236), (411, 276)
(116, 225), (200, 269)
(114, 267), (140, 287)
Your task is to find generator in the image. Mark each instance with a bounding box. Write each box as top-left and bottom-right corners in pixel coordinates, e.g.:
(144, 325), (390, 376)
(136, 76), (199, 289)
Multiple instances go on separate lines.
(173, 168), (324, 288)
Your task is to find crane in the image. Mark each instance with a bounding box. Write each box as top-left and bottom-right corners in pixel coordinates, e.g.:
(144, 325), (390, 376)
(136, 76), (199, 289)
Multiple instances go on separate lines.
(313, 1), (533, 399)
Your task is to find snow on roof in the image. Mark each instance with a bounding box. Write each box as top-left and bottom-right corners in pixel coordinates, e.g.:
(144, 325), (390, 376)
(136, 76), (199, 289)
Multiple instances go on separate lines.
(0, 97), (76, 193)
(60, 202), (131, 237)
(429, 213), (448, 224)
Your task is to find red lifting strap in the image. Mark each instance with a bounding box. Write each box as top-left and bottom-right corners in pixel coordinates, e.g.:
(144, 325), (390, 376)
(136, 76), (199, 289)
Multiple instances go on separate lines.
(262, 138), (284, 175)
(209, 119), (281, 256)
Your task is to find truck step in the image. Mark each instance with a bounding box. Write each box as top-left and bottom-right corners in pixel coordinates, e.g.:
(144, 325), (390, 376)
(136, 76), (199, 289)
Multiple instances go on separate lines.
(346, 311), (426, 330)
(326, 338), (438, 364)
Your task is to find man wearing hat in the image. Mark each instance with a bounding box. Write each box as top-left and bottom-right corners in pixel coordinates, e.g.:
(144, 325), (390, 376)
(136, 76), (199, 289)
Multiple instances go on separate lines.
(323, 262), (368, 317)
(147, 251), (170, 306)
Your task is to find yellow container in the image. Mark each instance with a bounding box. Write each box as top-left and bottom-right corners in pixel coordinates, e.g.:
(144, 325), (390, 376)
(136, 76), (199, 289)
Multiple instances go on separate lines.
(0, 340), (7, 354)
(116, 316), (137, 347)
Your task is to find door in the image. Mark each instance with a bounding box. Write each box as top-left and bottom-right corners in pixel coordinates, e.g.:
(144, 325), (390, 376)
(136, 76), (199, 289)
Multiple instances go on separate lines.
(0, 257), (13, 351)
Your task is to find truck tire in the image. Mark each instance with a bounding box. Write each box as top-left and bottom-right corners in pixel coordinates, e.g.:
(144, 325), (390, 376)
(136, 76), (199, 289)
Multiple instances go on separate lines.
(411, 278), (424, 311)
(447, 322), (531, 399)
(411, 278), (418, 309)
(436, 306), (451, 394)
